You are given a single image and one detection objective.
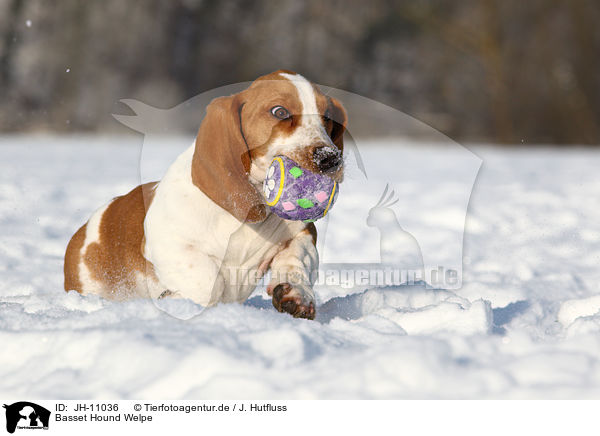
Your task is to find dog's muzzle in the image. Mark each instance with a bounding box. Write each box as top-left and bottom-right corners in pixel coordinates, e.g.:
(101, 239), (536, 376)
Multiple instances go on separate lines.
(312, 145), (342, 173)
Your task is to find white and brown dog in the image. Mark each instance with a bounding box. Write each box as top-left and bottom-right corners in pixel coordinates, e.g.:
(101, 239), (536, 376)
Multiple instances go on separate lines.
(64, 70), (347, 319)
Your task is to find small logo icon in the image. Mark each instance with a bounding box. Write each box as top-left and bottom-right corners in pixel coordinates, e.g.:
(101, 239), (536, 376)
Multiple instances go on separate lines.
(3, 402), (50, 434)
(367, 184), (424, 272)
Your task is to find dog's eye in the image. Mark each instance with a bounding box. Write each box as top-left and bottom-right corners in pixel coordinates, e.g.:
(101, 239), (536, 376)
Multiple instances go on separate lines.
(271, 106), (290, 120)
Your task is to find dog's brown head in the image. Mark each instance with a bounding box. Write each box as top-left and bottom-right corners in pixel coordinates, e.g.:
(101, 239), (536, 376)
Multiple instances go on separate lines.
(192, 70), (347, 223)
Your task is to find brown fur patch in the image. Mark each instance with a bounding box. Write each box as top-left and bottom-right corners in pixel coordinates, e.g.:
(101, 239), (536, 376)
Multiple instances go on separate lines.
(63, 222), (87, 292)
(327, 96), (347, 153)
(191, 94), (267, 223)
(304, 223), (318, 245)
(239, 71), (305, 160)
(64, 182), (158, 299)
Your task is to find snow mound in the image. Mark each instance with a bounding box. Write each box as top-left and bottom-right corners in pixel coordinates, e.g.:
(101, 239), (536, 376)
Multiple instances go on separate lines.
(318, 285), (492, 335)
(558, 295), (600, 327)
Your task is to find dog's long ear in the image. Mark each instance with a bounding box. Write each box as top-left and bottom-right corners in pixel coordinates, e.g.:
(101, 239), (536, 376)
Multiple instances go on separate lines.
(328, 97), (347, 153)
(192, 95), (267, 223)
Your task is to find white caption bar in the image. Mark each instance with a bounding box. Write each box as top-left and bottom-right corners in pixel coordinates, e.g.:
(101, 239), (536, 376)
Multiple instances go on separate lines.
(0, 400), (597, 436)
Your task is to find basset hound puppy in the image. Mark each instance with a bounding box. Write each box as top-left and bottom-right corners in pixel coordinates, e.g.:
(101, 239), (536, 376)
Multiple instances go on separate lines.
(63, 70), (347, 319)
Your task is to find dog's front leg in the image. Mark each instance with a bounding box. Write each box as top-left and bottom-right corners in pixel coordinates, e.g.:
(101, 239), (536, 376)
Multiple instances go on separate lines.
(267, 225), (318, 320)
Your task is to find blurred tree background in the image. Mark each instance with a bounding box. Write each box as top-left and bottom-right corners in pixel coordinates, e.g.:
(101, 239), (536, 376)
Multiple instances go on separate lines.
(0, 0), (598, 144)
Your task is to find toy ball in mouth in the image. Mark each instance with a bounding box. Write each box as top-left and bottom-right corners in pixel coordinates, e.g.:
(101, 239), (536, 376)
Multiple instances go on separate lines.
(262, 155), (339, 222)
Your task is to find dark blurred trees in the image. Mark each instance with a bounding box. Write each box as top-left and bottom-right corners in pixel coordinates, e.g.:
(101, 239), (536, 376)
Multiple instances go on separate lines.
(0, 0), (598, 144)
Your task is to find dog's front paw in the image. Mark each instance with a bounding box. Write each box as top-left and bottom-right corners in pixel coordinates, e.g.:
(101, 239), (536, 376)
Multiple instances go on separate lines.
(271, 283), (315, 320)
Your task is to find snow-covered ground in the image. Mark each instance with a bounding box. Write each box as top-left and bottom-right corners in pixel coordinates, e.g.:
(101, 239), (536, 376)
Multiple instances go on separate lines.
(1, 135), (600, 399)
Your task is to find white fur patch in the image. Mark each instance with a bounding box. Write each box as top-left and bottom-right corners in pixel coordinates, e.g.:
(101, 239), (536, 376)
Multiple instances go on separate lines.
(268, 229), (318, 304)
(144, 145), (309, 306)
(280, 72), (320, 117)
(78, 201), (110, 295)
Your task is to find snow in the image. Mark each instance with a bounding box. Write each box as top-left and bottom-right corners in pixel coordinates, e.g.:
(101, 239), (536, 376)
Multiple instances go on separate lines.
(558, 295), (600, 327)
(1, 135), (600, 399)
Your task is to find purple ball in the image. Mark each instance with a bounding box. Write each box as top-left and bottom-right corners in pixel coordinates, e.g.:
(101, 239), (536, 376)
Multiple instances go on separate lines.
(262, 155), (339, 222)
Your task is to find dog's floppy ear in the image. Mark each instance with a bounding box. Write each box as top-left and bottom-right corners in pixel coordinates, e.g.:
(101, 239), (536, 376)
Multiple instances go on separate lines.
(192, 94), (267, 223)
(328, 96), (347, 153)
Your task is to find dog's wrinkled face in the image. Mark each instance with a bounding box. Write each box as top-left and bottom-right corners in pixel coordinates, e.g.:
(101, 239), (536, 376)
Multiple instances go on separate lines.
(239, 71), (347, 185)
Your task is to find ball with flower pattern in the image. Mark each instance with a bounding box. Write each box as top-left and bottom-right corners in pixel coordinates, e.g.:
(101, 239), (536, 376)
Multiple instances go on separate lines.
(262, 155), (339, 222)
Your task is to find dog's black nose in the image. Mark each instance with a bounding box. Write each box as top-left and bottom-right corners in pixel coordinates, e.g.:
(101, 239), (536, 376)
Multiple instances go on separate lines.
(313, 146), (342, 172)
